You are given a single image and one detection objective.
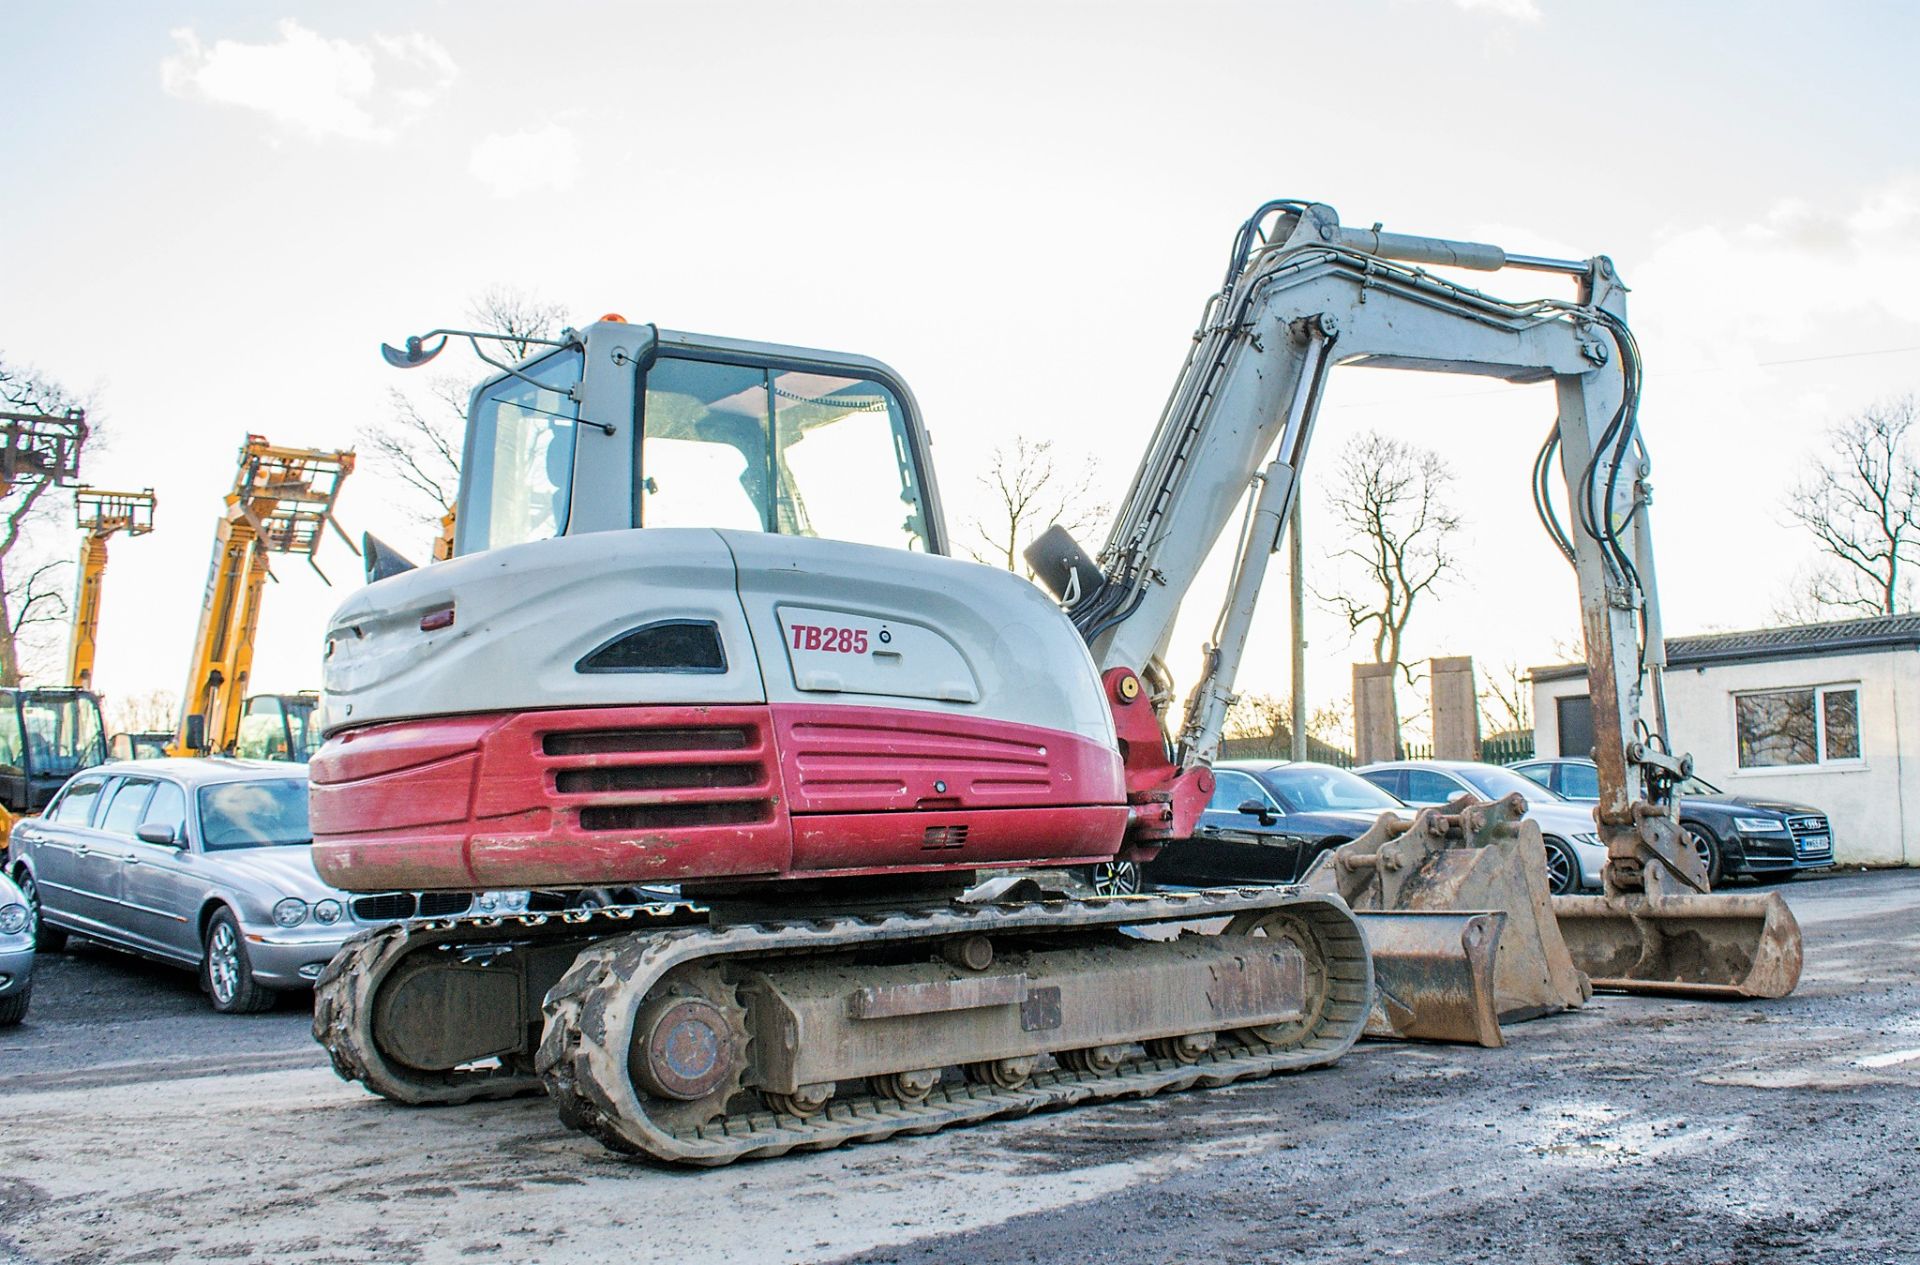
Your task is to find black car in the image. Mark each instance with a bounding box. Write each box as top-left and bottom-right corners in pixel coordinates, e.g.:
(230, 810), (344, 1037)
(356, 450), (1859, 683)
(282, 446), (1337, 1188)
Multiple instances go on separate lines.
(1142, 760), (1407, 888)
(1511, 756), (1835, 886)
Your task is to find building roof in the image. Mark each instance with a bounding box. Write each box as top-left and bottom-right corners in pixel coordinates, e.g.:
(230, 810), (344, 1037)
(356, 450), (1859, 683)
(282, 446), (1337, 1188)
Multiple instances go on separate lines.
(1532, 612), (1920, 683)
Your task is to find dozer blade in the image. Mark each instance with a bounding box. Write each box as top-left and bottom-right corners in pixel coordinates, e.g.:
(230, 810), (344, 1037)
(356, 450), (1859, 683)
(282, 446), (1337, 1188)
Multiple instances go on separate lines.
(1552, 890), (1803, 999)
(1356, 911), (1505, 1047)
(1303, 792), (1591, 1038)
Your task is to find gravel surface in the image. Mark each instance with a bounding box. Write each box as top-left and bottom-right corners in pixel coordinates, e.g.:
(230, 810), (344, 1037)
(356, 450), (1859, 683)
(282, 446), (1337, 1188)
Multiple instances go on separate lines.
(2, 870), (1914, 1265)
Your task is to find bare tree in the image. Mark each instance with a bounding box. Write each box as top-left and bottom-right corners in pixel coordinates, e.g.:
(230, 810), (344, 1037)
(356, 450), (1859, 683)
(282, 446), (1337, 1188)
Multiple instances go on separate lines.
(1479, 658), (1534, 737)
(1783, 395), (1920, 618)
(362, 287), (567, 527)
(1320, 431), (1462, 678)
(0, 355), (88, 687)
(966, 438), (1107, 577)
(1222, 691), (1351, 757)
(105, 687), (177, 736)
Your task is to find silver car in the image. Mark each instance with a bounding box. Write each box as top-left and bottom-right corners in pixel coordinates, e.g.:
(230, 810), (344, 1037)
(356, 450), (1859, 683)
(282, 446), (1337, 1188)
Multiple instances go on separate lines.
(8, 758), (523, 1013)
(0, 870), (31, 1025)
(1355, 758), (1605, 895)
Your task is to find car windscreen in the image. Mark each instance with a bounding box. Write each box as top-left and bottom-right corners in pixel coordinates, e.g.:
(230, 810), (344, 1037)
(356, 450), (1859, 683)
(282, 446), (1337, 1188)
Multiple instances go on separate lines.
(1261, 765), (1404, 813)
(196, 779), (311, 850)
(1455, 764), (1561, 805)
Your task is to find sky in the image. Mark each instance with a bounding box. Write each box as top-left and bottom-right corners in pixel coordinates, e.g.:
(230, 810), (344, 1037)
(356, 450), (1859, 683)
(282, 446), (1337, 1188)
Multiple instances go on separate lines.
(2, 0), (1918, 741)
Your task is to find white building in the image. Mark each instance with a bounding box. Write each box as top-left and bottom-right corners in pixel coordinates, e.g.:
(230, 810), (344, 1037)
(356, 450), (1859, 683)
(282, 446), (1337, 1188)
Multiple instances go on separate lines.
(1532, 614), (1920, 868)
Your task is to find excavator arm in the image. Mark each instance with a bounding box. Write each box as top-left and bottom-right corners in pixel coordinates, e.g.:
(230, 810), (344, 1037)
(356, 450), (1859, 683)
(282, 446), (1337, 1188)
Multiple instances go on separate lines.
(170, 437), (356, 756)
(1030, 200), (1799, 1002)
(65, 487), (156, 691)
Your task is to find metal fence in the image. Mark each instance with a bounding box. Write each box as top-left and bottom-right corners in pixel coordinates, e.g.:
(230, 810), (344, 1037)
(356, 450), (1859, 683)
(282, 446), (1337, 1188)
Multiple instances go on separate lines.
(1216, 732), (1533, 768)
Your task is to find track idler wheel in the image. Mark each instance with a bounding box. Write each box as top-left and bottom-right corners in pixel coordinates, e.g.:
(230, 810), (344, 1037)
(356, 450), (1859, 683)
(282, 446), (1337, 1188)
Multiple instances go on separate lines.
(1146, 1032), (1218, 1064)
(764, 1082), (837, 1119)
(963, 1057), (1037, 1089)
(1058, 1044), (1130, 1076)
(1222, 908), (1331, 1047)
(870, 1068), (941, 1104)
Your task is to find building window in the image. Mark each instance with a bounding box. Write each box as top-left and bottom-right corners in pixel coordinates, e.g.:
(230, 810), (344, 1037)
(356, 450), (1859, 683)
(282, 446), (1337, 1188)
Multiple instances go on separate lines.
(1734, 685), (1861, 769)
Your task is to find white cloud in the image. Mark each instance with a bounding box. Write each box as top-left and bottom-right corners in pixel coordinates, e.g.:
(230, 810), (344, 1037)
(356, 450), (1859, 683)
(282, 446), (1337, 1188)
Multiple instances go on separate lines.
(1453, 0), (1543, 20)
(468, 125), (581, 198)
(161, 20), (456, 142)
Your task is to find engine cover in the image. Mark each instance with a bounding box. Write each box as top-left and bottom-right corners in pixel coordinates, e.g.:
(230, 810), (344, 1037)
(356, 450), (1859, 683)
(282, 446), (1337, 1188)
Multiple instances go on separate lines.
(312, 530), (1127, 891)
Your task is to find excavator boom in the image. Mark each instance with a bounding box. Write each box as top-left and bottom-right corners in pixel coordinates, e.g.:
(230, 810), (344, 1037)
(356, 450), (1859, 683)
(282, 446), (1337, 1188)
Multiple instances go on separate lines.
(170, 437), (355, 757)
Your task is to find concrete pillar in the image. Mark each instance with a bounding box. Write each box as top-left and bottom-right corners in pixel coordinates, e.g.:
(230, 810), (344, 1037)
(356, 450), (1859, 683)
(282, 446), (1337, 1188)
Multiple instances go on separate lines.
(1353, 662), (1399, 765)
(1430, 656), (1481, 760)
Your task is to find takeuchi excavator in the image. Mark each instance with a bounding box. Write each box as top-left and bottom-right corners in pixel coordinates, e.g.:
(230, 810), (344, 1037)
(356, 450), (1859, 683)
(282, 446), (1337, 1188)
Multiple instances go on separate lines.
(169, 435), (356, 759)
(309, 200), (1802, 1166)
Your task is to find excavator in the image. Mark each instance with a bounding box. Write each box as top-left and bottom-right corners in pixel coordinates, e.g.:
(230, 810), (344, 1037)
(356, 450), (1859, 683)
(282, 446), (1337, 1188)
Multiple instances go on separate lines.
(169, 435), (356, 759)
(0, 407), (109, 858)
(309, 200), (1802, 1165)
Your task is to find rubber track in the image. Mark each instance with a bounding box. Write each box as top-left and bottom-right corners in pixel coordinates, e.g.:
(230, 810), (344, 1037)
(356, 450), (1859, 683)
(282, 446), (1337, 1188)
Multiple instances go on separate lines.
(313, 904), (703, 1105)
(537, 887), (1371, 1165)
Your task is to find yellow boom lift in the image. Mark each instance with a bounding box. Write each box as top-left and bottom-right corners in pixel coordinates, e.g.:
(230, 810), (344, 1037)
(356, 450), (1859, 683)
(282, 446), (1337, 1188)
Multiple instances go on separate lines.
(170, 435), (355, 758)
(65, 487), (156, 691)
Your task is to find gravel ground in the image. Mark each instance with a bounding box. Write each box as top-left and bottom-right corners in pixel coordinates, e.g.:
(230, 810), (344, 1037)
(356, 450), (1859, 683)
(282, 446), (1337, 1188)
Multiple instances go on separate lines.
(2, 870), (1915, 1265)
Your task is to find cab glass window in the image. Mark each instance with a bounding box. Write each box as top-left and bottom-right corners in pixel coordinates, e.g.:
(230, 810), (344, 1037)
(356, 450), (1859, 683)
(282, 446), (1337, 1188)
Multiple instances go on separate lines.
(462, 348), (584, 553)
(1208, 770), (1273, 812)
(49, 776), (106, 824)
(639, 355), (931, 551)
(235, 708), (289, 761)
(197, 780), (311, 850)
(19, 693), (106, 777)
(1401, 770), (1461, 805)
(99, 780), (155, 837)
(142, 782), (188, 840)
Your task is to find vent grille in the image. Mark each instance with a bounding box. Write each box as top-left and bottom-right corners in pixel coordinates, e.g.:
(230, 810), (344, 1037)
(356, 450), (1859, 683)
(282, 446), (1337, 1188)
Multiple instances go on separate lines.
(922, 824), (970, 850)
(352, 893), (413, 921)
(580, 801), (771, 832)
(544, 727), (750, 757)
(556, 763), (759, 794)
(350, 892), (475, 921)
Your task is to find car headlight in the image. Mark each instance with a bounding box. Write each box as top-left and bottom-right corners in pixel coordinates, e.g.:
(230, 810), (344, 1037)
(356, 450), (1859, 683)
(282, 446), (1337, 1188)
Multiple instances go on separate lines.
(312, 899), (343, 925)
(1572, 832), (1601, 847)
(0, 903), (25, 935)
(1734, 817), (1787, 834)
(273, 898), (309, 927)
(473, 890), (531, 914)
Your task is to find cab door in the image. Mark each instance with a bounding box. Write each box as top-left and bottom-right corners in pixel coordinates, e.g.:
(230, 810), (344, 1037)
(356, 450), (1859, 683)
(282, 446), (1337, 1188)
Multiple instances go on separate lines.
(118, 779), (200, 961)
(19, 773), (109, 931)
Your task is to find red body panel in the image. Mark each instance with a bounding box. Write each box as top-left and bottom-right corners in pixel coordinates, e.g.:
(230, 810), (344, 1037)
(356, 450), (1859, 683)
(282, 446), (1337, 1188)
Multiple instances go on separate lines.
(310, 702), (1127, 892)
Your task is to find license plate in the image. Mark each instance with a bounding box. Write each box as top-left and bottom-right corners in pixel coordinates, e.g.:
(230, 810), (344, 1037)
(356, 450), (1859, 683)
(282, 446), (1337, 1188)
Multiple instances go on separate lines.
(1798, 834), (1830, 852)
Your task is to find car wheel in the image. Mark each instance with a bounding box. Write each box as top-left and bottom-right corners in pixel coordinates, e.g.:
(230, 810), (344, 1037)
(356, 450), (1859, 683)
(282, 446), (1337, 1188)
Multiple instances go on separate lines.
(1681, 825), (1722, 889)
(16, 868), (65, 952)
(1542, 836), (1579, 896)
(0, 983), (28, 1027)
(201, 908), (277, 1014)
(1087, 860), (1144, 896)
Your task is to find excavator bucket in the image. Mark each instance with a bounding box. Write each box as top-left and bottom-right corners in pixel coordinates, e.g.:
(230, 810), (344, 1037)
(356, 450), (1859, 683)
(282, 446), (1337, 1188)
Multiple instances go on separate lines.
(1355, 911), (1506, 1047)
(1550, 808), (1803, 998)
(1303, 793), (1591, 1041)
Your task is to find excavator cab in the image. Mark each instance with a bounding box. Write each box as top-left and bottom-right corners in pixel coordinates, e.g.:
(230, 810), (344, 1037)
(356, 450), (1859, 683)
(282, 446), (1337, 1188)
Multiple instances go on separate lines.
(235, 692), (321, 762)
(450, 329), (945, 559)
(0, 687), (107, 814)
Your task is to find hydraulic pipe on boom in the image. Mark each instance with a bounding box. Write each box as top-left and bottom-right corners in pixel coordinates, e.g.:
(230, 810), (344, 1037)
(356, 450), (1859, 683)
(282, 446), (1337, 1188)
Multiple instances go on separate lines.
(65, 487), (156, 691)
(169, 436), (356, 757)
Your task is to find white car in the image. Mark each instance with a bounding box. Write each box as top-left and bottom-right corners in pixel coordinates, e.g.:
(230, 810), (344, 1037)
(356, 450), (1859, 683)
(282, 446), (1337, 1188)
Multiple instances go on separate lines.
(0, 869), (32, 1025)
(1354, 759), (1603, 895)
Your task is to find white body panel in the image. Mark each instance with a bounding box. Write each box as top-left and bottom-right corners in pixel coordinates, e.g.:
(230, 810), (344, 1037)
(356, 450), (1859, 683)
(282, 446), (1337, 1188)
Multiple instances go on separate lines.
(321, 527), (1116, 750)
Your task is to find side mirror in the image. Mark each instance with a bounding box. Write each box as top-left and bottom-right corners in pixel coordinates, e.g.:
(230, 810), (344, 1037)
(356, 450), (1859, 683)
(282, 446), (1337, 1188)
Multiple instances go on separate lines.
(1237, 799), (1279, 826)
(136, 822), (181, 847)
(183, 713), (206, 753)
